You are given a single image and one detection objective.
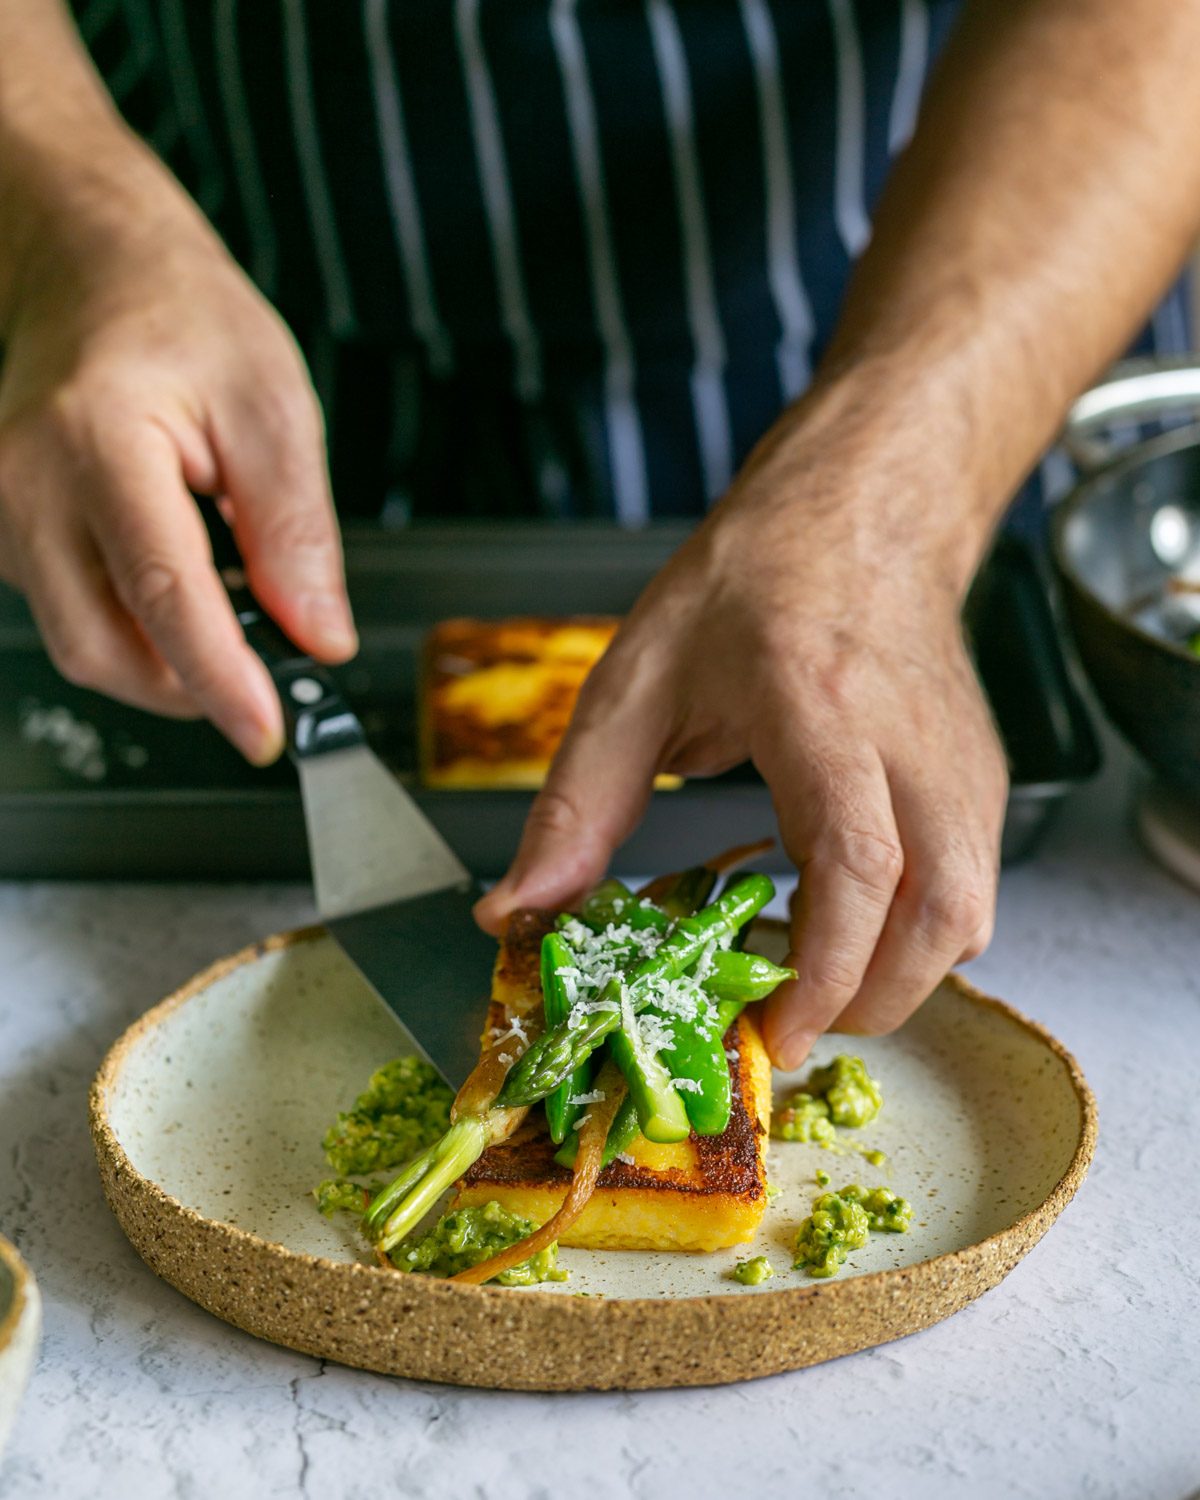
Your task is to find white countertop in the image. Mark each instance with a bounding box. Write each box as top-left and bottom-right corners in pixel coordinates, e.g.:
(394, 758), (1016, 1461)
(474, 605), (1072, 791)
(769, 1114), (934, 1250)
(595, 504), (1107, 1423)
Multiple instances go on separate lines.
(1, 740), (1198, 1500)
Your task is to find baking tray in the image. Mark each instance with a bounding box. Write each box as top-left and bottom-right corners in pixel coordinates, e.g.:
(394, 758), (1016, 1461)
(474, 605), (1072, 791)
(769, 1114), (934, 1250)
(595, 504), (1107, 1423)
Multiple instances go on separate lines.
(0, 523), (1098, 879)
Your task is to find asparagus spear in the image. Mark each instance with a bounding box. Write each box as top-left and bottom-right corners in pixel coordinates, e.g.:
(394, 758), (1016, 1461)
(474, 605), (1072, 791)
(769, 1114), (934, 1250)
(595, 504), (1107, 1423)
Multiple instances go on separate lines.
(363, 864), (771, 1256)
(495, 873), (775, 1109)
(555, 1092), (640, 1170)
(575, 879), (672, 934)
(541, 930), (594, 1145)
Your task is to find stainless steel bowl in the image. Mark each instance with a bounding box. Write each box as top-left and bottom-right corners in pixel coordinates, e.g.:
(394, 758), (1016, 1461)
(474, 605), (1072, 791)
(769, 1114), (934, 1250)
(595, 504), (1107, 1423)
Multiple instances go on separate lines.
(1052, 359), (1200, 799)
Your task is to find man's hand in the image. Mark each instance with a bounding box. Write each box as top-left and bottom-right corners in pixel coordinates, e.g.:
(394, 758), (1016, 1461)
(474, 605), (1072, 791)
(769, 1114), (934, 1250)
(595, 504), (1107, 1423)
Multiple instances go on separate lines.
(481, 0), (1200, 1064)
(0, 10), (354, 762)
(0, 212), (354, 762)
(476, 389), (1008, 1067)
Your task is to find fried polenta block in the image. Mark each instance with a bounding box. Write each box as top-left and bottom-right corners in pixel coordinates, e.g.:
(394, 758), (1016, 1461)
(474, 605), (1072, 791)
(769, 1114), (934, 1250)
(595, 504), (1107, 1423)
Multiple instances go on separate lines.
(420, 617), (681, 791)
(420, 617), (618, 789)
(453, 910), (773, 1253)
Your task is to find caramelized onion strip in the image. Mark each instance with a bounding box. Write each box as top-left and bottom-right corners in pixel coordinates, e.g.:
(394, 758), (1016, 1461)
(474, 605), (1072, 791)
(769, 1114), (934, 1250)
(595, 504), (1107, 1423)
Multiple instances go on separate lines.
(448, 1065), (626, 1286)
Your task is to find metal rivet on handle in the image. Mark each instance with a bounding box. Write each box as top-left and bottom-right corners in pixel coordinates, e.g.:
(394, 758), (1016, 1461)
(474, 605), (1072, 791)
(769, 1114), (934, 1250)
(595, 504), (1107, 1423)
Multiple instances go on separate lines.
(290, 677), (324, 706)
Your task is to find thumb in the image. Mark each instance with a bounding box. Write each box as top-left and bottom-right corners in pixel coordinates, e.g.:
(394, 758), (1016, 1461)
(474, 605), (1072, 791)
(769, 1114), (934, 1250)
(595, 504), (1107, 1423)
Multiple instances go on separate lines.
(474, 689), (664, 934)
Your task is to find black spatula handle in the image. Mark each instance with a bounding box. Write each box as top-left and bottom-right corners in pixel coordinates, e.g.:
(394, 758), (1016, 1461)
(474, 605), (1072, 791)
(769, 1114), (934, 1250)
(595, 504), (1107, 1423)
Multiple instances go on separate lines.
(203, 501), (363, 760)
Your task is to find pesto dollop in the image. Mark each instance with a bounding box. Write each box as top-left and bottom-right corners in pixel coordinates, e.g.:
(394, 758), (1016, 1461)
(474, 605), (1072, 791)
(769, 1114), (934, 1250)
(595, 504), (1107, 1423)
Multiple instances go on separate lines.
(772, 1092), (836, 1145)
(321, 1055), (453, 1177)
(840, 1183), (912, 1234)
(393, 1201), (568, 1287)
(314, 1178), (373, 1218)
(792, 1183), (911, 1278)
(732, 1255), (774, 1285)
(772, 1053), (884, 1158)
(805, 1055), (883, 1129)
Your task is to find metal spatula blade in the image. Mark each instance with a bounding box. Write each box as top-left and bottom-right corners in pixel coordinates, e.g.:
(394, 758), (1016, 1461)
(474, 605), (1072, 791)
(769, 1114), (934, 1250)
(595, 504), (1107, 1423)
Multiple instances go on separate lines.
(220, 555), (493, 1090)
(297, 745), (495, 1088)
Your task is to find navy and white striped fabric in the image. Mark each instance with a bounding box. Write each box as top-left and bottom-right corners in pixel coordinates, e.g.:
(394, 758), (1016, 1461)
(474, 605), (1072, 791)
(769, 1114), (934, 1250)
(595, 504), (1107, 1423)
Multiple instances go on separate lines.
(76, 0), (1192, 526)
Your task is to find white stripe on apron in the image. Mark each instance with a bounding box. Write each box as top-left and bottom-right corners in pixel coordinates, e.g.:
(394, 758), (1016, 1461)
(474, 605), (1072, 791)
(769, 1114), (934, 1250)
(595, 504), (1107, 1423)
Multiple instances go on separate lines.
(550, 0), (650, 525)
(213, 0), (279, 297)
(147, 0), (226, 218)
(888, 0), (929, 154)
(454, 0), (543, 402)
(363, 0), (455, 378)
(646, 0), (734, 500)
(739, 0), (815, 401)
(827, 0), (871, 258)
(281, 0), (356, 337)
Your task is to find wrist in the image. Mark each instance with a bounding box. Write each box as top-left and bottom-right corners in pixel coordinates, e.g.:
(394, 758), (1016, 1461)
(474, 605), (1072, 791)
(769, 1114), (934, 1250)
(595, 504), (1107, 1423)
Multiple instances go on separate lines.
(0, 114), (216, 337)
(719, 356), (1005, 603)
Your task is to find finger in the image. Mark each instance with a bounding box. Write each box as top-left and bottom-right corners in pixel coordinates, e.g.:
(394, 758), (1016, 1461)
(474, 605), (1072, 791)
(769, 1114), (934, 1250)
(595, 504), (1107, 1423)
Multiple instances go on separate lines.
(88, 425), (285, 762)
(18, 512), (200, 717)
(210, 374), (356, 662)
(758, 738), (903, 1070)
(833, 764), (1002, 1037)
(473, 669), (666, 934)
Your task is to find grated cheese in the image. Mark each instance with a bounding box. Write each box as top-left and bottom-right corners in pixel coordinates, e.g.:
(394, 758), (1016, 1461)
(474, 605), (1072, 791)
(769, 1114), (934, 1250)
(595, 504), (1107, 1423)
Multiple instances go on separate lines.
(566, 1089), (606, 1106)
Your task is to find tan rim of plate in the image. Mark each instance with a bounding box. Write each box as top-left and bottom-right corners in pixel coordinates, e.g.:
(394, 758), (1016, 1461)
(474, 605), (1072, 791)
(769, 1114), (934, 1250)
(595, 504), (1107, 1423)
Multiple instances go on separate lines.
(0, 1237), (29, 1358)
(90, 926), (1097, 1393)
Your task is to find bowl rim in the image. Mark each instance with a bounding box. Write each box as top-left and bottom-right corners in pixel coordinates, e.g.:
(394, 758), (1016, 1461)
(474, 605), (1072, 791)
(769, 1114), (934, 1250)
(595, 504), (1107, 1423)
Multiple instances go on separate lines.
(0, 1235), (31, 1358)
(87, 924), (1099, 1389)
(1050, 423), (1200, 667)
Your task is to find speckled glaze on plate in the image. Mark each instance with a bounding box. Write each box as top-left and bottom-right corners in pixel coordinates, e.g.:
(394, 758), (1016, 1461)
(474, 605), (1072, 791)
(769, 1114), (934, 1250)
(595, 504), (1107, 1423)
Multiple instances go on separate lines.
(0, 1234), (41, 1463)
(89, 923), (1096, 1391)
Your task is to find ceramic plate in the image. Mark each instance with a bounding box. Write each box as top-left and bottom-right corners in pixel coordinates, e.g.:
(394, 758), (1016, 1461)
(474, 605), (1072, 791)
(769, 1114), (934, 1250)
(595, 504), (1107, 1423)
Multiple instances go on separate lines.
(90, 923), (1095, 1390)
(0, 1234), (41, 1462)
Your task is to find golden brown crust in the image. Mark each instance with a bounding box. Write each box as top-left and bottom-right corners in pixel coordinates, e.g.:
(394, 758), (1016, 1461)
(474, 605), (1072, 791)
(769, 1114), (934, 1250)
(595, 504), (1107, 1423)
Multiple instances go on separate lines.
(463, 910), (772, 1248)
(462, 1015), (766, 1204)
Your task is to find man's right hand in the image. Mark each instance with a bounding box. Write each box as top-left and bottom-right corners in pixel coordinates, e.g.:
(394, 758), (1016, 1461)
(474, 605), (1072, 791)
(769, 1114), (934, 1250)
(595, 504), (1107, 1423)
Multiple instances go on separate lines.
(0, 126), (355, 764)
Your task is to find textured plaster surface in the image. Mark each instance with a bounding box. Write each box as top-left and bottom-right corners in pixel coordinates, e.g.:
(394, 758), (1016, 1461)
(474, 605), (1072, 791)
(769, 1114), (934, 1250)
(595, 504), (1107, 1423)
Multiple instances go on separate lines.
(1, 739), (1198, 1499)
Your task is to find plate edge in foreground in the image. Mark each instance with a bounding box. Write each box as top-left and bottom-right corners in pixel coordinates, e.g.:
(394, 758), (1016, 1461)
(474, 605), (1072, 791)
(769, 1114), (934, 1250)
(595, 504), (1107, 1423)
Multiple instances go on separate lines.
(88, 925), (1098, 1392)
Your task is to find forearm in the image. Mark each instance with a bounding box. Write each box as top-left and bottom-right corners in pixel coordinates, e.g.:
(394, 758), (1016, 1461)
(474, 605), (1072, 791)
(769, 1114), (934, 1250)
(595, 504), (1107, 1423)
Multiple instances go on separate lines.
(0, 0), (212, 334)
(794, 0), (1200, 590)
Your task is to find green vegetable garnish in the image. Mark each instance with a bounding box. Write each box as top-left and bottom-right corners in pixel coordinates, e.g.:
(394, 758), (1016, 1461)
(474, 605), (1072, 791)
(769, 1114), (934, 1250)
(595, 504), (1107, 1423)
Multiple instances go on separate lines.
(772, 1053), (884, 1156)
(840, 1182), (912, 1233)
(321, 1056), (452, 1176)
(496, 874), (776, 1112)
(313, 1179), (373, 1218)
(805, 1055), (884, 1129)
(393, 1201), (567, 1286)
(732, 1255), (774, 1285)
(793, 1192), (871, 1277)
(792, 1183), (912, 1278)
(772, 1092), (837, 1145)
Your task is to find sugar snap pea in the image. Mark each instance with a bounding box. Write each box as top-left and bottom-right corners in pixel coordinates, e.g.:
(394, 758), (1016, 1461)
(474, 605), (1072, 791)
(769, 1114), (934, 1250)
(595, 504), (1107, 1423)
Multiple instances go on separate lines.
(496, 873), (775, 1109)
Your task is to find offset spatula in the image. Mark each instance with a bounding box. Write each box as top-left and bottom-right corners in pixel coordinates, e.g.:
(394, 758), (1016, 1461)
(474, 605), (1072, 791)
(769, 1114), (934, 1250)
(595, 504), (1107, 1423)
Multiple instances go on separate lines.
(216, 550), (494, 1090)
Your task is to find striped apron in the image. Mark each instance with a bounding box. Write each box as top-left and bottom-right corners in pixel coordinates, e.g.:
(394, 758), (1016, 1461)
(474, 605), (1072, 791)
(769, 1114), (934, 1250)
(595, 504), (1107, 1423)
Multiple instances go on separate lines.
(75, 0), (1192, 529)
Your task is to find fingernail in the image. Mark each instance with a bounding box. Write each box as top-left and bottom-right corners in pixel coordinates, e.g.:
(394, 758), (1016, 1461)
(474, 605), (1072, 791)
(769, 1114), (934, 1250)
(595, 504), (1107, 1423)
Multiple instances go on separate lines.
(474, 875), (513, 917)
(303, 592), (358, 658)
(772, 1027), (818, 1072)
(233, 666), (285, 765)
(231, 714), (284, 766)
